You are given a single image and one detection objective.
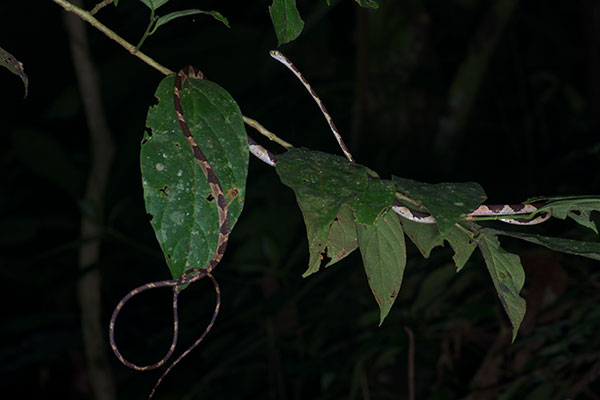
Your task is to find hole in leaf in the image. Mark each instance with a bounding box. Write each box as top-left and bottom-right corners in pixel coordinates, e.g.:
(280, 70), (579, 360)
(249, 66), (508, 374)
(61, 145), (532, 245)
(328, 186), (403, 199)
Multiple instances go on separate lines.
(319, 248), (332, 269)
(167, 254), (171, 260)
(159, 186), (169, 196)
(206, 193), (214, 202)
(141, 128), (153, 144)
(174, 142), (181, 148)
(147, 213), (154, 221)
(591, 211), (600, 230)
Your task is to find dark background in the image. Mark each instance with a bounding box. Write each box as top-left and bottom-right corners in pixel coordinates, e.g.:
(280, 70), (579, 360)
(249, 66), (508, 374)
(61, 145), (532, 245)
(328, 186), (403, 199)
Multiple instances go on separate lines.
(2, 0), (600, 399)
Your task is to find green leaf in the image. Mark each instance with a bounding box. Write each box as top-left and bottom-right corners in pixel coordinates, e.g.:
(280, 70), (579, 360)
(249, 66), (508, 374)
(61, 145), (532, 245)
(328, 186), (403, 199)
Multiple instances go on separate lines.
(0, 46), (27, 98)
(142, 75), (248, 279)
(393, 176), (484, 268)
(444, 224), (477, 271)
(357, 210), (406, 325)
(139, 0), (169, 10)
(477, 233), (526, 342)
(276, 148), (395, 276)
(269, 0), (305, 46)
(325, 204), (359, 267)
(349, 178), (397, 225)
(533, 196), (600, 233)
(354, 0), (379, 9)
(150, 9), (230, 35)
(392, 176), (486, 239)
(399, 218), (443, 258)
(483, 228), (600, 261)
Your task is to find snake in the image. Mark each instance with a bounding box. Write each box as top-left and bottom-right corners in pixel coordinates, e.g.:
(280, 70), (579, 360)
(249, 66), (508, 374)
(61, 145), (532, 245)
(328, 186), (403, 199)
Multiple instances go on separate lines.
(245, 50), (553, 226)
(110, 53), (550, 397)
(246, 139), (551, 225)
(109, 66), (229, 398)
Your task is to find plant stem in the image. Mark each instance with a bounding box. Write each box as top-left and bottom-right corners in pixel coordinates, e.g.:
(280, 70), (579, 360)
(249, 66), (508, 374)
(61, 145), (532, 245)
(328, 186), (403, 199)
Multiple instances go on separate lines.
(135, 7), (156, 51)
(51, 0), (173, 75)
(90, 0), (113, 15)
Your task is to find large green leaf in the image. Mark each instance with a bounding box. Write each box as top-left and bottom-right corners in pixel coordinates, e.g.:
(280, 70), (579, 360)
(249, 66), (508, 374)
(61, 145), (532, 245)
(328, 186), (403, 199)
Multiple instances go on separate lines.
(142, 75), (248, 279)
(276, 148), (395, 276)
(269, 0), (304, 46)
(483, 228), (600, 261)
(477, 233), (526, 341)
(357, 210), (406, 325)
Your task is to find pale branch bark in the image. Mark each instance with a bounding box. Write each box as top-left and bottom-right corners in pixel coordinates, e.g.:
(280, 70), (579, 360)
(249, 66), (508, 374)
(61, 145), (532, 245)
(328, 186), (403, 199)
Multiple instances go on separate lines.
(63, 1), (116, 399)
(90, 0), (114, 16)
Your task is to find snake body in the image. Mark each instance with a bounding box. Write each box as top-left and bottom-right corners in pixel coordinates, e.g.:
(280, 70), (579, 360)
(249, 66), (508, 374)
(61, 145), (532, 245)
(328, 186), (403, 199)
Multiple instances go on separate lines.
(245, 139), (550, 225)
(264, 50), (552, 226)
(391, 201), (551, 225)
(109, 66), (229, 398)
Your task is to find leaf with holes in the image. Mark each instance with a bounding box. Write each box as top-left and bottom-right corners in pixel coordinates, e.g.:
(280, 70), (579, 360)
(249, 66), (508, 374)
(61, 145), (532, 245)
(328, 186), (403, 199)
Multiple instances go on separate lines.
(532, 196), (600, 233)
(276, 148), (394, 276)
(269, 0), (304, 46)
(358, 209), (406, 325)
(477, 233), (526, 342)
(142, 75), (248, 279)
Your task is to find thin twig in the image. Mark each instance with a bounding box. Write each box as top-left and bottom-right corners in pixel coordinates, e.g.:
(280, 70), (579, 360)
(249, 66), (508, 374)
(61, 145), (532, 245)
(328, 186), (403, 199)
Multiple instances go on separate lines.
(243, 116), (293, 149)
(135, 7), (156, 51)
(90, 0), (113, 15)
(51, 0), (173, 75)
